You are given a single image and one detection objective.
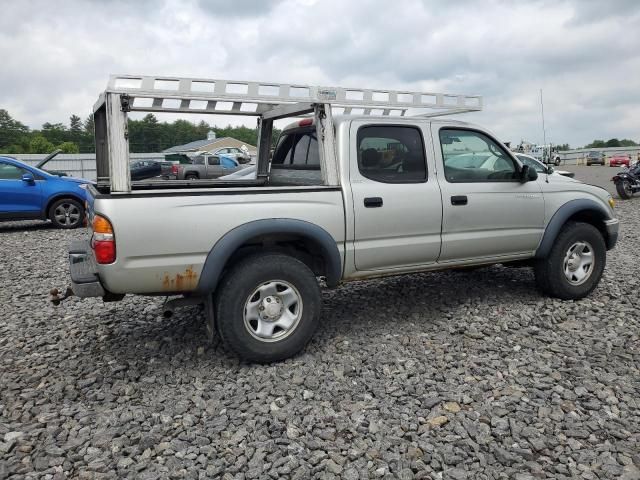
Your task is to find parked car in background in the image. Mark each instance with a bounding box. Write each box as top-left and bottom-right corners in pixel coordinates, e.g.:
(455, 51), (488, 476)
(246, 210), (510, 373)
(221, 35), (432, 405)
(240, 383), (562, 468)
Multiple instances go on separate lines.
(174, 153), (243, 180)
(515, 154), (575, 178)
(608, 154), (631, 168)
(211, 147), (252, 164)
(586, 151), (605, 166)
(0, 156), (91, 228)
(130, 160), (162, 181)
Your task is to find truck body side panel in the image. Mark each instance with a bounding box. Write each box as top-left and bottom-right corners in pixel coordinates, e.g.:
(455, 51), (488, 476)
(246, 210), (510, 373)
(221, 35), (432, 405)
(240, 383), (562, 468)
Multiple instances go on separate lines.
(91, 187), (345, 294)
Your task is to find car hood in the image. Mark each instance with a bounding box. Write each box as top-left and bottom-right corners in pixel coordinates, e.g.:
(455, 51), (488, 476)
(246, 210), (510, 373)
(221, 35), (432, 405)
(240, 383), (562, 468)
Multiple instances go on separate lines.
(60, 176), (93, 185)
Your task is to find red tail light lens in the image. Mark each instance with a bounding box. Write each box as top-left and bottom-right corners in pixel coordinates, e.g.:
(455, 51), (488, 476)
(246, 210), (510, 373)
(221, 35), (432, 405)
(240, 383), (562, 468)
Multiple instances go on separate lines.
(171, 164), (179, 174)
(93, 240), (116, 264)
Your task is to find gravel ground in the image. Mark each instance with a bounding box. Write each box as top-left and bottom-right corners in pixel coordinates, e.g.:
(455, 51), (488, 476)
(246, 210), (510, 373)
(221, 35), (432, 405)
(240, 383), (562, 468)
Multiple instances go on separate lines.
(1, 170), (639, 479)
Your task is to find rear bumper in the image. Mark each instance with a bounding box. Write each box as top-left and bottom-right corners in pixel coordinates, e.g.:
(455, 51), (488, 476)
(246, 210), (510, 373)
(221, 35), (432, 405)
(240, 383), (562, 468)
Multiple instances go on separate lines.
(604, 218), (619, 250)
(69, 240), (105, 298)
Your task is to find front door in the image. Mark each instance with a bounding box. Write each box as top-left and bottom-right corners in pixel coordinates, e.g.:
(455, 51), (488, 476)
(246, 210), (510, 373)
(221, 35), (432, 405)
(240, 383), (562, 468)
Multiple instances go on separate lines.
(433, 126), (545, 262)
(351, 122), (443, 271)
(0, 161), (42, 217)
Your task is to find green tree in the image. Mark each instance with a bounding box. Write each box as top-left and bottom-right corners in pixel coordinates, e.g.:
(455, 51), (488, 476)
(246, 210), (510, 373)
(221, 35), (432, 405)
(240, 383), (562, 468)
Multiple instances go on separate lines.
(619, 139), (638, 147)
(0, 109), (30, 149)
(41, 122), (68, 146)
(83, 115), (95, 134)
(69, 115), (83, 134)
(56, 141), (80, 153)
(585, 140), (606, 148)
(29, 135), (55, 154)
(605, 138), (621, 148)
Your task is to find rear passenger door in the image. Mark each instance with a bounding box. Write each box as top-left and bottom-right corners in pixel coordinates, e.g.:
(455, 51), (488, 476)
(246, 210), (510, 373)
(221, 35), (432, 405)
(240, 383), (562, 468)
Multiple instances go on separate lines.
(350, 122), (443, 271)
(433, 126), (545, 262)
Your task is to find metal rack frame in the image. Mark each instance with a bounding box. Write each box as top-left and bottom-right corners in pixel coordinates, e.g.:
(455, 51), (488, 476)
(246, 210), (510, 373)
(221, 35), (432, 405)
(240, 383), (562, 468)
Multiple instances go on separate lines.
(94, 74), (483, 192)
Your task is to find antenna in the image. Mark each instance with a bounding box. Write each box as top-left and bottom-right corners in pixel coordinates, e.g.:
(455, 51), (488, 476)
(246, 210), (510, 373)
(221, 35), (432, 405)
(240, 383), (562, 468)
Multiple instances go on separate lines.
(540, 88), (547, 146)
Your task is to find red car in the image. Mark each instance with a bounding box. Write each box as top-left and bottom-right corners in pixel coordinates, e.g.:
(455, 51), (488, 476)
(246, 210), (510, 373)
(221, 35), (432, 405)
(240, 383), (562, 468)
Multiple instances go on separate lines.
(609, 154), (631, 167)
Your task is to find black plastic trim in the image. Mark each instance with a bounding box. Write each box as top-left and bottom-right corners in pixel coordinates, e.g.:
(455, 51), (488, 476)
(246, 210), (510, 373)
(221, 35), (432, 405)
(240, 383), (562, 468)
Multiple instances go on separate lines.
(535, 199), (613, 258)
(195, 219), (343, 294)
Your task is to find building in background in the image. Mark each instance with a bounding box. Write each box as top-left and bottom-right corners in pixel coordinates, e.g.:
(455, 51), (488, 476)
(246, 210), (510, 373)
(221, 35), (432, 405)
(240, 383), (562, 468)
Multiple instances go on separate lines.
(162, 130), (257, 158)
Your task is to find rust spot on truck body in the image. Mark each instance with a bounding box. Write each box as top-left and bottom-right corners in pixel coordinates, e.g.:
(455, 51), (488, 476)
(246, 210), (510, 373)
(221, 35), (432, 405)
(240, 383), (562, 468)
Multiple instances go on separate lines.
(161, 266), (198, 292)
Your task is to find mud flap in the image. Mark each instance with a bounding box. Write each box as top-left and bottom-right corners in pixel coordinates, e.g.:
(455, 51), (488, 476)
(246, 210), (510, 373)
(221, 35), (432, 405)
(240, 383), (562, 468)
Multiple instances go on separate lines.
(204, 294), (216, 342)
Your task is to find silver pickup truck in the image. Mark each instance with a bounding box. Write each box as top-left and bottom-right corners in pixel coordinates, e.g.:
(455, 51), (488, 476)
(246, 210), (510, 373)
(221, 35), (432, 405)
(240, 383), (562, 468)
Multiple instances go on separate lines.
(66, 75), (619, 362)
(175, 152), (243, 180)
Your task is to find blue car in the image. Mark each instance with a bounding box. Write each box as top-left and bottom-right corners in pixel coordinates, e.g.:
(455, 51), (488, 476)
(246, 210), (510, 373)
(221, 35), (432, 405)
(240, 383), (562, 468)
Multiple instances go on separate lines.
(0, 156), (91, 229)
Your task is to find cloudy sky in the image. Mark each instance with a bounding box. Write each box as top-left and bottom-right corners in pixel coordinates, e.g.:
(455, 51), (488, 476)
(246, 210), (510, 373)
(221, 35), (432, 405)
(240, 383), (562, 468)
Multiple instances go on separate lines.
(1, 0), (639, 148)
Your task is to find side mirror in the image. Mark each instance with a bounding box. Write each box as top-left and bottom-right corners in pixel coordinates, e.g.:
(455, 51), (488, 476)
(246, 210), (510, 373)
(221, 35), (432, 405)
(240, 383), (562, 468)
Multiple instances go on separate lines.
(520, 164), (538, 183)
(21, 173), (35, 184)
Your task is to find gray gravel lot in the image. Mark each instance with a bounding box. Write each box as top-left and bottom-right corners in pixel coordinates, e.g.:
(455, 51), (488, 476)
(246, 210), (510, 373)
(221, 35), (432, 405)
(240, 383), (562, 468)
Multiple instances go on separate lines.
(1, 168), (639, 479)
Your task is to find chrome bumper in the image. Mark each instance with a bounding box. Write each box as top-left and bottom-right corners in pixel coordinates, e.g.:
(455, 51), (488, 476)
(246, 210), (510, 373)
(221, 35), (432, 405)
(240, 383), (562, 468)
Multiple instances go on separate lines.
(604, 218), (619, 250)
(69, 240), (105, 298)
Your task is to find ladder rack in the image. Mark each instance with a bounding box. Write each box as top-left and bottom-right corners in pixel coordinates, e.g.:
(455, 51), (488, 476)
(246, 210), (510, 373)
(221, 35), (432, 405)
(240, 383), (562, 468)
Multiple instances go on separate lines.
(94, 74), (482, 193)
(100, 74), (483, 117)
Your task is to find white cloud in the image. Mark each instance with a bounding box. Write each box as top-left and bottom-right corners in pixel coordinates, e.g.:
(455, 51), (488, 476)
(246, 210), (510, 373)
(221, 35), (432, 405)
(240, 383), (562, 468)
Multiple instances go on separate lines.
(1, 0), (639, 147)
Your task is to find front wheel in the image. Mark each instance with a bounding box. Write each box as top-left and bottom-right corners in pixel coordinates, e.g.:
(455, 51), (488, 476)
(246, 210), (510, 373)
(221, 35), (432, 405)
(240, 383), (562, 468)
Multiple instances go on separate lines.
(554, 157), (561, 166)
(215, 254), (322, 362)
(534, 222), (606, 300)
(616, 180), (633, 199)
(48, 198), (84, 229)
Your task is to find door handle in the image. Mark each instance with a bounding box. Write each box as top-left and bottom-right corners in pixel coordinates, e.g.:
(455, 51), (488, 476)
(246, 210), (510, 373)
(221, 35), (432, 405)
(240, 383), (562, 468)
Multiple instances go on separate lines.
(451, 195), (468, 206)
(364, 197), (383, 208)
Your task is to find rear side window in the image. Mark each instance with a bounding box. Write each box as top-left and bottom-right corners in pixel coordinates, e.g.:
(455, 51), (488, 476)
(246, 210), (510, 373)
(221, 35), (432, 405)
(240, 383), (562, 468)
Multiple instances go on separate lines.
(357, 125), (427, 183)
(207, 156), (220, 166)
(272, 129), (320, 169)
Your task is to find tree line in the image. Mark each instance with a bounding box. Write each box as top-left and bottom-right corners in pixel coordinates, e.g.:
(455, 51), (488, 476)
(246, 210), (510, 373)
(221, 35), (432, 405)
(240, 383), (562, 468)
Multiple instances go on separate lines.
(0, 109), (280, 155)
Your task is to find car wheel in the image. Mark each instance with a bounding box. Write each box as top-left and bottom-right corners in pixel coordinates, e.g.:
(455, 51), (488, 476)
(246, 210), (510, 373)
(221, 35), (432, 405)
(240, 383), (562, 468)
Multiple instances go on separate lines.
(185, 174), (198, 181)
(554, 158), (561, 166)
(215, 253), (322, 362)
(48, 198), (84, 229)
(534, 222), (606, 300)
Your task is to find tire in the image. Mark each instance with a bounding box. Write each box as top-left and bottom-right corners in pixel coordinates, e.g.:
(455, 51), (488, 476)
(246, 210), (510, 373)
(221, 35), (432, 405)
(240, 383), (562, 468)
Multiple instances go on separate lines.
(616, 180), (633, 199)
(215, 253), (322, 362)
(534, 222), (606, 300)
(554, 158), (561, 166)
(185, 174), (198, 181)
(48, 198), (84, 229)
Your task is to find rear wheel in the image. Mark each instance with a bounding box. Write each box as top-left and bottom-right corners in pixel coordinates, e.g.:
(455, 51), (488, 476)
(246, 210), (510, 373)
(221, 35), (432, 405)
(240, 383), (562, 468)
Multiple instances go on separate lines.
(554, 157), (561, 166)
(185, 174), (198, 181)
(534, 222), (606, 300)
(616, 180), (633, 199)
(48, 198), (84, 229)
(215, 254), (322, 362)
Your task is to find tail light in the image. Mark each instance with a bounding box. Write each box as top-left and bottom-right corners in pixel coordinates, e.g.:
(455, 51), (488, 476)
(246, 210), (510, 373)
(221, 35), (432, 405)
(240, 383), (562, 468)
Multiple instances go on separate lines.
(91, 215), (116, 264)
(171, 164), (179, 175)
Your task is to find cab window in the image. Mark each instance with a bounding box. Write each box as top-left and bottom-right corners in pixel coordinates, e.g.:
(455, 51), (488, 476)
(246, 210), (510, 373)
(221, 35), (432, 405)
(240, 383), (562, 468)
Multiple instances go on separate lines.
(357, 125), (427, 183)
(272, 129), (320, 169)
(440, 129), (517, 182)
